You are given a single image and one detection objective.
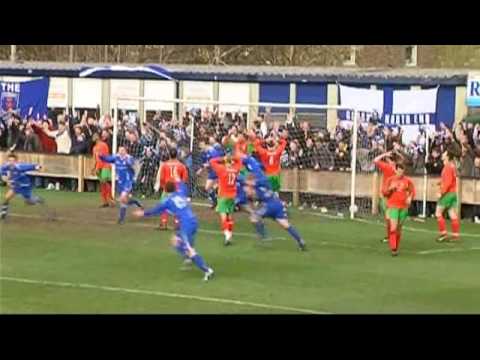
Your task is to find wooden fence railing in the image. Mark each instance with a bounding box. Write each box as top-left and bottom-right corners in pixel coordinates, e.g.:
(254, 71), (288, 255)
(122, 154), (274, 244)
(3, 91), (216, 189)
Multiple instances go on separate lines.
(1, 152), (479, 213)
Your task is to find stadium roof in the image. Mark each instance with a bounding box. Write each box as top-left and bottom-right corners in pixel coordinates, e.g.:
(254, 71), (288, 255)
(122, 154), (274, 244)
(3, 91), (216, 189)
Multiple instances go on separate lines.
(0, 61), (471, 86)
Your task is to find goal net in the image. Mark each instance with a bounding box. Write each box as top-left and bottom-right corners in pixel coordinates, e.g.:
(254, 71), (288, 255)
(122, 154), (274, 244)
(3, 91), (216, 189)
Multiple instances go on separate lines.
(112, 96), (372, 219)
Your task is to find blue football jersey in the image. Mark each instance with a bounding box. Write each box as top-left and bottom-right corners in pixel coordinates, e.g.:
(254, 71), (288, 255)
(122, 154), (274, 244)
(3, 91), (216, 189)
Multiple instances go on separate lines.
(100, 154), (135, 185)
(0, 163), (37, 190)
(242, 155), (268, 183)
(235, 174), (248, 205)
(254, 180), (276, 203)
(201, 144), (224, 165)
(144, 182), (197, 229)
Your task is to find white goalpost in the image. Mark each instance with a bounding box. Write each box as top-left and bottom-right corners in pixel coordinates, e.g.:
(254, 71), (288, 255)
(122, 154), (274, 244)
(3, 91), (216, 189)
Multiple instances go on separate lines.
(421, 128), (430, 219)
(111, 95), (359, 219)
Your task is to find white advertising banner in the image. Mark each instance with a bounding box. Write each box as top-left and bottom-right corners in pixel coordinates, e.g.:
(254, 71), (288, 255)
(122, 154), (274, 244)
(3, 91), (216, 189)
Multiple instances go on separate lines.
(144, 80), (175, 111)
(392, 87), (438, 114)
(110, 80), (141, 110)
(218, 82), (250, 113)
(73, 78), (102, 109)
(339, 84), (384, 115)
(47, 77), (68, 108)
(182, 81), (214, 110)
(467, 72), (480, 107)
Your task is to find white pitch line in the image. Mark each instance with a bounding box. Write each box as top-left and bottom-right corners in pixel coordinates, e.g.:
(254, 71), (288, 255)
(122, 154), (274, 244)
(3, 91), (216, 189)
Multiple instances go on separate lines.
(4, 213), (476, 255)
(6, 213), (286, 241)
(320, 241), (480, 256)
(0, 276), (329, 315)
(191, 201), (212, 208)
(417, 247), (480, 255)
(304, 211), (480, 239)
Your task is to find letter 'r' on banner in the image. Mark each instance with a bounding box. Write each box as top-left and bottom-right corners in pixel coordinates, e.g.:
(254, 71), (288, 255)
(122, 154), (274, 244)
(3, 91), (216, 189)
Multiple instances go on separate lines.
(467, 72), (480, 107)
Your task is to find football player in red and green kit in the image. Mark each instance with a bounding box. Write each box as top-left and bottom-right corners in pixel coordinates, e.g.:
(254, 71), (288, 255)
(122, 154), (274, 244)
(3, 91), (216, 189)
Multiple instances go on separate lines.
(374, 151), (397, 243)
(222, 126), (252, 177)
(156, 148), (188, 230)
(250, 129), (288, 195)
(383, 163), (416, 257)
(209, 155), (243, 246)
(435, 151), (460, 242)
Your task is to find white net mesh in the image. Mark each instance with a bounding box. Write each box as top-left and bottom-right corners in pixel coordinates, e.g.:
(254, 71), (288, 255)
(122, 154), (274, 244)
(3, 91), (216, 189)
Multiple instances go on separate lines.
(113, 97), (363, 218)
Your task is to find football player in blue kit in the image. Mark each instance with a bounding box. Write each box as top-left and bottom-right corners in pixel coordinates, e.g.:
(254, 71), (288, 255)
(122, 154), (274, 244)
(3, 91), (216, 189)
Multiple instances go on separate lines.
(100, 146), (143, 224)
(196, 136), (225, 208)
(0, 153), (45, 219)
(245, 174), (307, 251)
(133, 180), (215, 281)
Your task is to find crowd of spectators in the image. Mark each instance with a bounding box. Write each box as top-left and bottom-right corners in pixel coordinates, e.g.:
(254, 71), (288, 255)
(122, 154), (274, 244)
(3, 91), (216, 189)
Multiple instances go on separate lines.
(1, 107), (480, 180)
(0, 110), (113, 156)
(1, 105), (480, 220)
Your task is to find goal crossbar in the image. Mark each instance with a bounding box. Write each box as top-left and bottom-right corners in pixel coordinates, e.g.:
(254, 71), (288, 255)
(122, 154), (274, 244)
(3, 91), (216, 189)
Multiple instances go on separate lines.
(113, 96), (355, 111)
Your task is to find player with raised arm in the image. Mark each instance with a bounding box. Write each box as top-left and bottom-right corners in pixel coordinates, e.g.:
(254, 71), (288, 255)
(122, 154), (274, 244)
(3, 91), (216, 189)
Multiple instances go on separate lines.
(245, 174), (307, 251)
(100, 146), (143, 225)
(209, 155), (243, 246)
(373, 151), (397, 243)
(0, 153), (46, 220)
(250, 128), (288, 195)
(196, 136), (225, 208)
(155, 148), (188, 230)
(133, 180), (214, 281)
(435, 151), (460, 242)
(241, 153), (268, 185)
(222, 126), (249, 157)
(383, 163), (416, 256)
(222, 126), (251, 178)
(235, 154), (268, 213)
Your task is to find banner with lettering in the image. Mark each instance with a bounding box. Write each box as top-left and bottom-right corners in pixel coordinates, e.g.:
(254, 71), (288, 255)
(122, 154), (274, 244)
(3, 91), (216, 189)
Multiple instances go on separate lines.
(339, 84), (384, 120)
(338, 84), (442, 143)
(467, 72), (480, 107)
(0, 78), (50, 119)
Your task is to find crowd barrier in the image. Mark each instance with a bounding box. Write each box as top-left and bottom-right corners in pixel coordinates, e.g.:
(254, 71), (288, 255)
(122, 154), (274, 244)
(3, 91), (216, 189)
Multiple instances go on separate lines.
(1, 151), (479, 213)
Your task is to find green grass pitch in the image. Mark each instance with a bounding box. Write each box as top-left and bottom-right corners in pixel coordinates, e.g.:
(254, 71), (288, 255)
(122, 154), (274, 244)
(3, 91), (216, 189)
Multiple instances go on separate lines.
(1, 189), (480, 314)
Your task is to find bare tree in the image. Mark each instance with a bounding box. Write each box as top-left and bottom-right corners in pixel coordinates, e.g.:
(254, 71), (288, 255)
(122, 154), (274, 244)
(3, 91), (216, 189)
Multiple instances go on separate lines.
(9, 45), (480, 68)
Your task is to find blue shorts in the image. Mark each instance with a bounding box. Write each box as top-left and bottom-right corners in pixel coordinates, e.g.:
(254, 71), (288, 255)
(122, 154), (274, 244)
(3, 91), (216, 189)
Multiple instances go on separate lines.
(117, 181), (133, 195)
(235, 192), (248, 207)
(207, 170), (218, 181)
(176, 221), (198, 247)
(256, 177), (271, 189)
(256, 199), (288, 220)
(14, 187), (33, 201)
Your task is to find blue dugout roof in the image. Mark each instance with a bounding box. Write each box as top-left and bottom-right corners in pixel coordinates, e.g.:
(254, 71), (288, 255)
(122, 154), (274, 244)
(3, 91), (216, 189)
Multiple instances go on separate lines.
(0, 61), (470, 86)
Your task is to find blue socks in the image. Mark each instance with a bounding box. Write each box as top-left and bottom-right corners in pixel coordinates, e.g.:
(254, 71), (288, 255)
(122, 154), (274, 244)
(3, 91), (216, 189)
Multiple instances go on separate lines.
(119, 204), (127, 222)
(26, 195), (43, 205)
(191, 254), (209, 273)
(127, 198), (143, 208)
(175, 244), (208, 272)
(118, 199), (142, 223)
(254, 221), (267, 239)
(174, 245), (189, 260)
(287, 225), (304, 246)
(207, 189), (217, 205)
